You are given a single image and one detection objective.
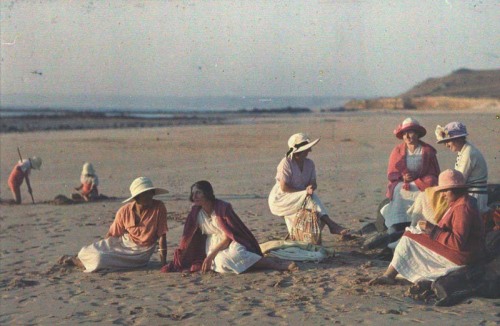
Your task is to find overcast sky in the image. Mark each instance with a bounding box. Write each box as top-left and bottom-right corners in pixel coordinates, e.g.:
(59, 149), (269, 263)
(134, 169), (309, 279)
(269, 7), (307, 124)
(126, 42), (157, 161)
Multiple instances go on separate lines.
(1, 0), (499, 100)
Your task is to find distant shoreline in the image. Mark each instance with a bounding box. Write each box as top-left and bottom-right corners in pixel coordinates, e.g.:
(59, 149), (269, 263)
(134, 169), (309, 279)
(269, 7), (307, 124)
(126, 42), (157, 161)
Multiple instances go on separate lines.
(0, 107), (316, 133)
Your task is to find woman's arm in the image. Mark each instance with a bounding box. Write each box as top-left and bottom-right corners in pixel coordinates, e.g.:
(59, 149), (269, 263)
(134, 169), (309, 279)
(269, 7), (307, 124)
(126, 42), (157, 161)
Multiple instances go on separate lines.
(429, 205), (473, 251)
(280, 179), (313, 194)
(158, 234), (167, 266)
(25, 175), (33, 194)
(201, 234), (232, 273)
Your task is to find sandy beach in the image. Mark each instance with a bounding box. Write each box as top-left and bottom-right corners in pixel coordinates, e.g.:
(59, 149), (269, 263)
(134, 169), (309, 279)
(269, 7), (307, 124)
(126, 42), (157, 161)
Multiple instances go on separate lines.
(1, 110), (499, 325)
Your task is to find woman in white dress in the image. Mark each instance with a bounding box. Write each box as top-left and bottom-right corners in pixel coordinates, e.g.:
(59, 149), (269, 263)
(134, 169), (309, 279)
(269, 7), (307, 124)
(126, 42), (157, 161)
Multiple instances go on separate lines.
(162, 181), (296, 274)
(380, 118), (440, 240)
(268, 133), (350, 240)
(435, 121), (489, 213)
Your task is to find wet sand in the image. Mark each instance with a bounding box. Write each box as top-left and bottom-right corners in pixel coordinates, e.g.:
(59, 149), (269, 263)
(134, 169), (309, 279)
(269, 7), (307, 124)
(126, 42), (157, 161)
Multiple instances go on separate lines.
(1, 110), (499, 324)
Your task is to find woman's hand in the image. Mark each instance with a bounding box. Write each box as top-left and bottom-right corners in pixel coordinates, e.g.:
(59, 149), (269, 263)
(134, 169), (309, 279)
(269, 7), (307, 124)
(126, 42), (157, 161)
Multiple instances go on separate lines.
(201, 256), (213, 273)
(417, 220), (432, 234)
(402, 173), (415, 182)
(306, 185), (314, 195)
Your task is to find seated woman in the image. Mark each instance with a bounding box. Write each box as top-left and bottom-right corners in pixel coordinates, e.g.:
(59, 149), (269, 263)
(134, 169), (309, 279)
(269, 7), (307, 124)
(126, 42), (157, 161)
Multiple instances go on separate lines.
(72, 162), (99, 202)
(268, 133), (350, 241)
(380, 118), (440, 240)
(162, 180), (296, 273)
(435, 121), (489, 214)
(369, 169), (485, 285)
(59, 177), (168, 272)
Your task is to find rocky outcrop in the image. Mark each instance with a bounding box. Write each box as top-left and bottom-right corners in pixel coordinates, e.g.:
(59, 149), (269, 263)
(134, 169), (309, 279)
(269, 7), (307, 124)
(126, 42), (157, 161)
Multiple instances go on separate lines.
(344, 96), (500, 110)
(344, 68), (500, 110)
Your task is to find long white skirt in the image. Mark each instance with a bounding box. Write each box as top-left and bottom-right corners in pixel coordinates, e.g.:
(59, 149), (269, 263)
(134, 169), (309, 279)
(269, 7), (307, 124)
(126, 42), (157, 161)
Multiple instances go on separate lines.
(78, 234), (156, 273)
(391, 236), (462, 283)
(207, 238), (261, 274)
(268, 183), (329, 234)
(381, 182), (420, 229)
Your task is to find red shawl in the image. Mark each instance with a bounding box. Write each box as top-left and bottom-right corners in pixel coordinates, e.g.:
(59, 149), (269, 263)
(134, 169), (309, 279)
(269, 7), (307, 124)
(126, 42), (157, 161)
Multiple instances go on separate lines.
(386, 141), (440, 200)
(161, 199), (262, 273)
(404, 195), (485, 265)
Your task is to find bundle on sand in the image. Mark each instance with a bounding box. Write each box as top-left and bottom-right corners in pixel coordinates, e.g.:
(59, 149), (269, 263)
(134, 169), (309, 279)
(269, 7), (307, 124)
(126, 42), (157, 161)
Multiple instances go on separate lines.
(260, 240), (335, 262)
(46, 194), (115, 205)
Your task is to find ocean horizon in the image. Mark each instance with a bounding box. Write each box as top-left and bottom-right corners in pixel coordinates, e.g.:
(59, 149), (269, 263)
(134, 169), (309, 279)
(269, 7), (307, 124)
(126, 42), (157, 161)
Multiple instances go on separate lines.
(0, 94), (356, 117)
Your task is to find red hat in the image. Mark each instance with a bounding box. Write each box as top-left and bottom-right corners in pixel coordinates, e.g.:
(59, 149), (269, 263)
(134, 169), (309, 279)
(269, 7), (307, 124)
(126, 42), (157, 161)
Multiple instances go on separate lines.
(394, 117), (427, 139)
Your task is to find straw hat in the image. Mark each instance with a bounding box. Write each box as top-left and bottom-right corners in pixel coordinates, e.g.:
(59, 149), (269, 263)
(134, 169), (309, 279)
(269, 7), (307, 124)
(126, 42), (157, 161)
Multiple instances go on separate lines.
(122, 177), (168, 203)
(434, 169), (468, 192)
(435, 121), (468, 144)
(393, 117), (427, 139)
(287, 133), (320, 157)
(30, 156), (42, 170)
(82, 162), (95, 175)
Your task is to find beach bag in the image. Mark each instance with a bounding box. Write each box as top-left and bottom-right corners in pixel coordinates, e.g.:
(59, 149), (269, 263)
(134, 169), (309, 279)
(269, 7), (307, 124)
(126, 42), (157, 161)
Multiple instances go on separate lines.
(289, 196), (322, 245)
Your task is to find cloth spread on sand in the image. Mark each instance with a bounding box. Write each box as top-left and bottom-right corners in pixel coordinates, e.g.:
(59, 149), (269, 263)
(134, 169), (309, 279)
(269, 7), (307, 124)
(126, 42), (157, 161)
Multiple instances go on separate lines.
(162, 199), (262, 273)
(407, 187), (448, 225)
(107, 199), (167, 247)
(260, 240), (334, 262)
(78, 234), (156, 273)
(454, 141), (488, 213)
(8, 160), (31, 190)
(404, 195), (485, 266)
(197, 209), (261, 274)
(385, 141), (440, 201)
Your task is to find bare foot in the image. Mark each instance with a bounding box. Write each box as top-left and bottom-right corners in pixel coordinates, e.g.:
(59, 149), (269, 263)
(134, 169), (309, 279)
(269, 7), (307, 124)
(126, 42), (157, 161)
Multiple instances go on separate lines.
(368, 275), (396, 286)
(58, 255), (75, 266)
(287, 261), (299, 272)
(329, 223), (356, 240)
(58, 255), (85, 269)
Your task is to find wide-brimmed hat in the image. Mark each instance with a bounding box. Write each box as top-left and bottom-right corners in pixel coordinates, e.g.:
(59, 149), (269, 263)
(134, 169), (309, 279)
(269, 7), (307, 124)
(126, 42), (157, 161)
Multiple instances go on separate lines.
(82, 162), (95, 175)
(393, 117), (427, 139)
(434, 169), (468, 192)
(287, 133), (320, 157)
(435, 121), (468, 144)
(30, 156), (42, 170)
(122, 177), (168, 203)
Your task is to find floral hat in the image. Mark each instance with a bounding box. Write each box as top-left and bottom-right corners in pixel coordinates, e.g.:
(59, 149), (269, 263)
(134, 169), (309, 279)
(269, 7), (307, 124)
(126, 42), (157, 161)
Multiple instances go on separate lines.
(435, 121), (468, 144)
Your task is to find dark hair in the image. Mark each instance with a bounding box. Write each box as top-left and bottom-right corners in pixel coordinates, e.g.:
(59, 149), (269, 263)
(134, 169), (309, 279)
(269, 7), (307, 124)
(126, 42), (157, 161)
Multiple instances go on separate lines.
(189, 180), (216, 202)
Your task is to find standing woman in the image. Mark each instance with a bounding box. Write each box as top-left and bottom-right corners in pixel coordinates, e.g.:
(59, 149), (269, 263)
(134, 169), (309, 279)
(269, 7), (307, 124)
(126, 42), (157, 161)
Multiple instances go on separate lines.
(380, 118), (440, 235)
(162, 181), (296, 273)
(8, 156), (42, 204)
(435, 121), (489, 213)
(268, 133), (350, 239)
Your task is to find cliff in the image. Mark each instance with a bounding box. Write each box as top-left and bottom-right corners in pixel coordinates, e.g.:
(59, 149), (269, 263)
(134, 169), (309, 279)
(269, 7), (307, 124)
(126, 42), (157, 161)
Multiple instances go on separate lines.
(344, 68), (500, 110)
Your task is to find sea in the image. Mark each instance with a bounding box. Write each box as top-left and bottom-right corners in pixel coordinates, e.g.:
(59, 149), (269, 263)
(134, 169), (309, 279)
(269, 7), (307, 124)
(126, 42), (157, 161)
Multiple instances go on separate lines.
(0, 95), (353, 118)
